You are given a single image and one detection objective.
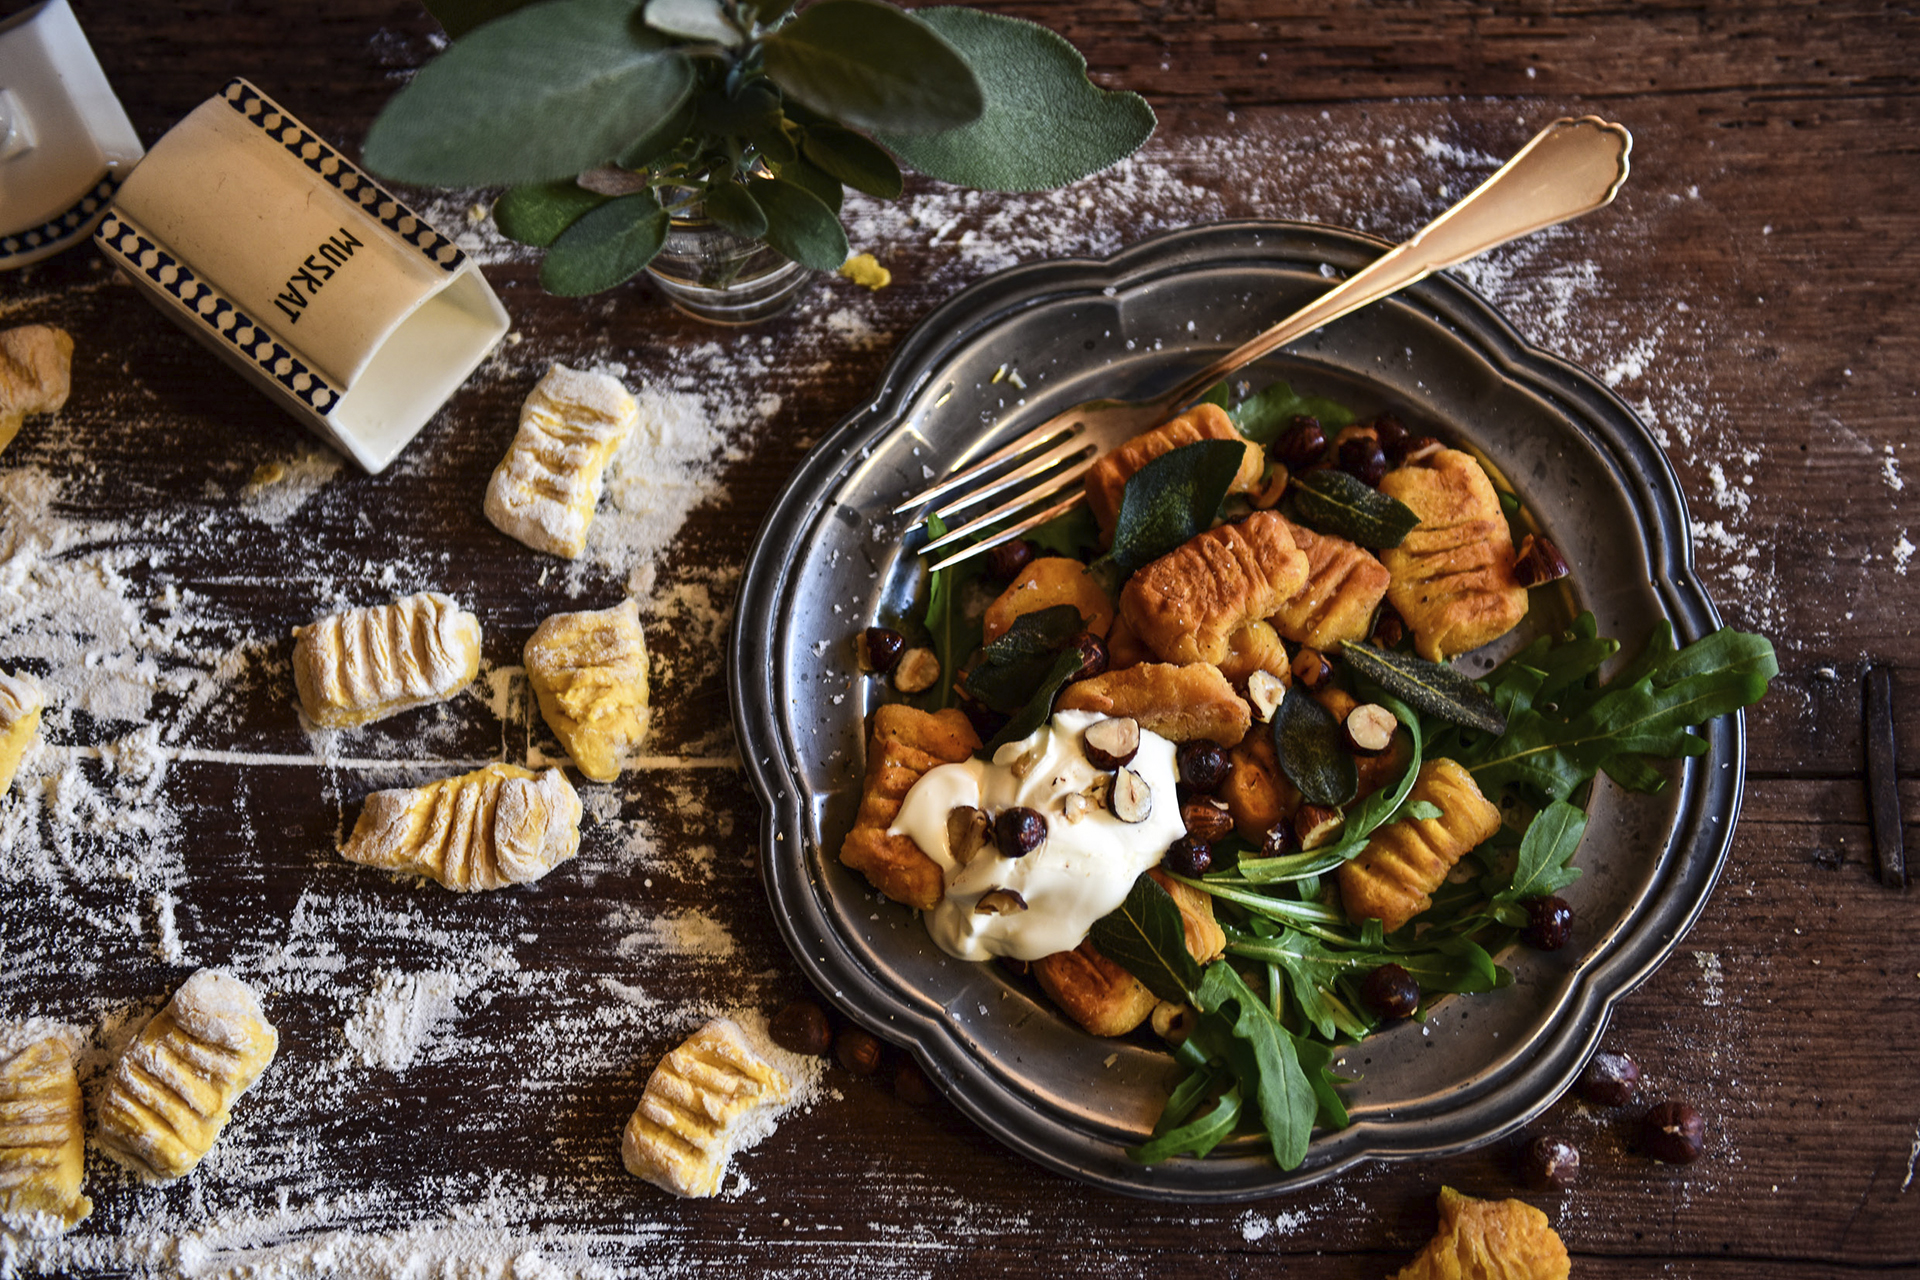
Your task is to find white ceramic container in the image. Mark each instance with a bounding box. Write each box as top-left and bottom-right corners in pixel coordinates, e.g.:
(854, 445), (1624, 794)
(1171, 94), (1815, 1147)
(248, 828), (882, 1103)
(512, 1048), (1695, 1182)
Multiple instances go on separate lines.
(0, 0), (143, 268)
(94, 78), (509, 473)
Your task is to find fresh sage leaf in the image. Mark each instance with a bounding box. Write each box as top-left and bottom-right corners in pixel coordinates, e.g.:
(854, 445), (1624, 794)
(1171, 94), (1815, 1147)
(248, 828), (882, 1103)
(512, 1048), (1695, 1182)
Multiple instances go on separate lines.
(1288, 469), (1420, 549)
(747, 176), (849, 270)
(693, 83), (783, 136)
(493, 181), (609, 247)
(641, 0), (738, 43)
(776, 156), (844, 213)
(1493, 799), (1587, 904)
(1274, 685), (1357, 807)
(1087, 872), (1202, 1005)
(425, 0), (538, 39)
(873, 7), (1155, 191)
(1230, 381), (1357, 445)
(1105, 439), (1247, 574)
(802, 125), (905, 199)
(1340, 642), (1507, 735)
(364, 0), (695, 186)
(762, 0), (982, 135)
(981, 646), (1084, 754)
(617, 93), (698, 168)
(702, 179), (767, 239)
(1194, 961), (1318, 1170)
(538, 191), (669, 295)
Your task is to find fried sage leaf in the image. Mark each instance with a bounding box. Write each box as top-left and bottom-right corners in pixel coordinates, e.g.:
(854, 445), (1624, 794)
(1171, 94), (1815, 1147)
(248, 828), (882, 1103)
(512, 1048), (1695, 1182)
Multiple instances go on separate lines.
(1274, 685), (1357, 807)
(1288, 468), (1420, 549)
(1105, 438), (1249, 574)
(1088, 872), (1201, 1005)
(1340, 641), (1506, 735)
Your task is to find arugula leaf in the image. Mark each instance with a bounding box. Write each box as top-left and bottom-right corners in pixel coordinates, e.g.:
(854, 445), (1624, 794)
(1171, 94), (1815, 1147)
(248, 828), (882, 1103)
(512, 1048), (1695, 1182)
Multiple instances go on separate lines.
(1274, 684), (1356, 807)
(1288, 470), (1420, 549)
(1024, 505), (1101, 561)
(1194, 962), (1319, 1170)
(917, 514), (984, 710)
(1103, 439), (1247, 574)
(1230, 381), (1357, 445)
(1465, 625), (1777, 801)
(1493, 799), (1587, 903)
(1129, 1085), (1242, 1162)
(1087, 873), (1201, 1004)
(1198, 381), (1231, 409)
(1341, 642), (1506, 735)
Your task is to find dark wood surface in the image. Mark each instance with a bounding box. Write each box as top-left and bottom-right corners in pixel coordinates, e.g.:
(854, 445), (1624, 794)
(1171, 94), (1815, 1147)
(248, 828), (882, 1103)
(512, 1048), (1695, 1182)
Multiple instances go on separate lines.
(4, 2), (1917, 1275)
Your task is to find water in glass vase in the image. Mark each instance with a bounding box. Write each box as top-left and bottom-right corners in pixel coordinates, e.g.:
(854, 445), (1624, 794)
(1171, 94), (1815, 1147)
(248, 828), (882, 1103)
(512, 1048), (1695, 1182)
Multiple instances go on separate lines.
(646, 205), (811, 325)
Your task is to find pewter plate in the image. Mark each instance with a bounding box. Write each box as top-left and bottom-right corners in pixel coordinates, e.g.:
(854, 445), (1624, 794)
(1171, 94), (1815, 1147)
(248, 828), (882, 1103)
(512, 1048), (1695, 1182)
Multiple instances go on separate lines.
(730, 221), (1741, 1200)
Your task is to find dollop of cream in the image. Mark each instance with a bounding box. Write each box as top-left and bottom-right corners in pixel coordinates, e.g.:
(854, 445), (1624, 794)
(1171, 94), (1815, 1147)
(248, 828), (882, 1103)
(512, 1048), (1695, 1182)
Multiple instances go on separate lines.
(889, 710), (1184, 962)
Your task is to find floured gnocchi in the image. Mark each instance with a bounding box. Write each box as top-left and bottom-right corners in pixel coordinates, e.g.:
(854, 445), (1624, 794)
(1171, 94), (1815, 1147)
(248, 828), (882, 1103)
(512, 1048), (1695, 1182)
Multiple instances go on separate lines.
(485, 363), (639, 558)
(0, 1022), (91, 1233)
(0, 325), (73, 456)
(343, 762), (581, 891)
(292, 591), (481, 729)
(0, 669), (45, 794)
(96, 970), (278, 1181)
(621, 1018), (790, 1198)
(524, 598), (650, 782)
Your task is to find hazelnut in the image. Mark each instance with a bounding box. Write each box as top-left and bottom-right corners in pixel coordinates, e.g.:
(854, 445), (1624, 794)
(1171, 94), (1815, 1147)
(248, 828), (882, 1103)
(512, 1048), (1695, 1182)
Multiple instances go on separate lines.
(835, 1026), (884, 1076)
(1061, 791), (1095, 824)
(946, 805), (992, 866)
(1520, 895), (1574, 950)
(1082, 716), (1141, 770)
(1165, 834), (1212, 876)
(1259, 821), (1300, 858)
(1181, 798), (1234, 843)
(1066, 631), (1109, 682)
(1641, 1101), (1706, 1164)
(769, 999), (832, 1056)
(1109, 766), (1153, 824)
(1578, 1050), (1642, 1107)
(1274, 416), (1328, 471)
(985, 538), (1035, 580)
(1338, 434), (1388, 487)
(1290, 647), (1333, 689)
(1370, 604), (1406, 649)
(1399, 436), (1444, 465)
(1360, 963), (1419, 1019)
(1519, 1134), (1580, 1190)
(1246, 668), (1286, 723)
(1176, 740), (1230, 793)
(1512, 533), (1572, 588)
(892, 646), (940, 693)
(994, 807), (1047, 858)
(858, 626), (906, 674)
(1294, 803), (1343, 850)
(1151, 1001), (1196, 1045)
(974, 887), (1029, 915)
(1370, 413), (1410, 457)
(893, 1058), (935, 1106)
(1342, 703), (1397, 756)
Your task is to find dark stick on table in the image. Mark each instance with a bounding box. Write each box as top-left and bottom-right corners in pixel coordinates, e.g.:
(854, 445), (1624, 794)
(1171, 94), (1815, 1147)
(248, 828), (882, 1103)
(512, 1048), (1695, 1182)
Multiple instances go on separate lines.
(1864, 666), (1905, 889)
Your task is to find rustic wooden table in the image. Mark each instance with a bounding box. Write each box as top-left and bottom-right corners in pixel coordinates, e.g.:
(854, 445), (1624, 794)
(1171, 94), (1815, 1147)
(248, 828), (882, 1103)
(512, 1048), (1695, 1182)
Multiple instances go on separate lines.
(3, 2), (1916, 1276)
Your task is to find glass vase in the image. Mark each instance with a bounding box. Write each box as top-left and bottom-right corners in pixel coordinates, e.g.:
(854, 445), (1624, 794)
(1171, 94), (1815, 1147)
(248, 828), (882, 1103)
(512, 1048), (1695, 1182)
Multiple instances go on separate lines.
(644, 203), (811, 325)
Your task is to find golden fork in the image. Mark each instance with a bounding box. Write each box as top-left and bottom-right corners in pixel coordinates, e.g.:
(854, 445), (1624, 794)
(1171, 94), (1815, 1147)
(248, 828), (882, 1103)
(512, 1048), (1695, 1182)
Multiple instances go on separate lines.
(899, 116), (1632, 572)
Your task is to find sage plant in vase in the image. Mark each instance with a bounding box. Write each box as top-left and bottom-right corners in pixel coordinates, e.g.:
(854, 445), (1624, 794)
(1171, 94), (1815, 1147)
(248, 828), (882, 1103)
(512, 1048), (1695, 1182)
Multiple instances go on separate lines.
(365, 0), (1155, 322)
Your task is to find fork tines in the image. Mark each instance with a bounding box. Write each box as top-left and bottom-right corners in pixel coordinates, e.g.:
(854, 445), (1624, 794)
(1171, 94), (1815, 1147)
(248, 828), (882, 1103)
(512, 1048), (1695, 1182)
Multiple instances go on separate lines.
(895, 415), (1097, 572)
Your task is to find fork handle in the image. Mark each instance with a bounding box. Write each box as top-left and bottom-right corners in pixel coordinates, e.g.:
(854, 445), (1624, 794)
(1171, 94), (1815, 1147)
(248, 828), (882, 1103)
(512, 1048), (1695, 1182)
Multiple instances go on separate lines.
(1161, 116), (1633, 411)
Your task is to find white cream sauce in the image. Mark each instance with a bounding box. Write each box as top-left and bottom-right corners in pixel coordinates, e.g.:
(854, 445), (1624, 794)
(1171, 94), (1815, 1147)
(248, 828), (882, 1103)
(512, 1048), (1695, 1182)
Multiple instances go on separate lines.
(889, 710), (1184, 962)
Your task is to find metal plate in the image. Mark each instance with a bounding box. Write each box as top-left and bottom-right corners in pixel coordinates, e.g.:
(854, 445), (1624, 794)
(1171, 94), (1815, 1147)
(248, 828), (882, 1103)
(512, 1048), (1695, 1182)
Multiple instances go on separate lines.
(730, 221), (1742, 1200)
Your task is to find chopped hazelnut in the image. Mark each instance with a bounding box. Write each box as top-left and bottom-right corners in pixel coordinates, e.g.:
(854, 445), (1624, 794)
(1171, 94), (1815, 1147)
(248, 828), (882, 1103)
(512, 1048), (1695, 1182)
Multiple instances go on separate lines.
(1109, 766), (1153, 823)
(1512, 533), (1572, 587)
(1290, 647), (1333, 689)
(946, 806), (992, 866)
(892, 646), (940, 693)
(1295, 803), (1343, 850)
(974, 888), (1029, 916)
(1246, 668), (1286, 723)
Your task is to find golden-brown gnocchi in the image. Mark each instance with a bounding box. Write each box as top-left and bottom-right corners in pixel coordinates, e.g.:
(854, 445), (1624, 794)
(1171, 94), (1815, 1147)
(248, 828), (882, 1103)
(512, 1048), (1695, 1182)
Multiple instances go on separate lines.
(485, 363), (639, 559)
(344, 762), (582, 891)
(291, 592), (482, 729)
(1337, 758), (1501, 932)
(838, 705), (980, 910)
(1119, 511), (1310, 670)
(1379, 448), (1527, 661)
(524, 598), (650, 782)
(981, 557), (1114, 644)
(96, 970), (278, 1181)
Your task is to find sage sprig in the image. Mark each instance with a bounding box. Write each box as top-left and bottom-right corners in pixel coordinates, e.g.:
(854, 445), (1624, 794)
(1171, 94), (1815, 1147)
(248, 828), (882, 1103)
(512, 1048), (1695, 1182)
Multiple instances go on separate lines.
(366, 0), (1155, 295)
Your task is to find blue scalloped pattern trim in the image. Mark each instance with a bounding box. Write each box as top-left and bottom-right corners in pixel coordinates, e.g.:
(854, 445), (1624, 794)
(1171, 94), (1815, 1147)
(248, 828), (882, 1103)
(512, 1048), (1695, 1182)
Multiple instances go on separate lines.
(1, 174), (121, 264)
(219, 77), (465, 274)
(93, 212), (338, 416)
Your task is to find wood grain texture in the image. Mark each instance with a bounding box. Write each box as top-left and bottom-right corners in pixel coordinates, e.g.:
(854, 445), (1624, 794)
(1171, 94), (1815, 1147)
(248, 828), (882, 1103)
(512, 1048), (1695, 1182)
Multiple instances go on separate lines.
(1, 0), (1916, 1274)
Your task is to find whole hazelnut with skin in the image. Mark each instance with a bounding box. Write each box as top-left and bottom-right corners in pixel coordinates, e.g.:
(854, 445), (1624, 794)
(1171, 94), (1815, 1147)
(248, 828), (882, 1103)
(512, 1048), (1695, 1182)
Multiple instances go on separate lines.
(985, 538), (1034, 580)
(859, 627), (905, 674)
(1578, 1050), (1642, 1106)
(1519, 1134), (1580, 1190)
(835, 1027), (884, 1076)
(1165, 835), (1212, 877)
(1641, 1101), (1706, 1164)
(1066, 631), (1108, 683)
(1360, 963), (1419, 1019)
(1338, 435), (1388, 488)
(1520, 895), (1574, 950)
(769, 1000), (832, 1057)
(1176, 740), (1230, 793)
(1274, 417), (1328, 471)
(893, 1058), (935, 1106)
(1181, 799), (1234, 843)
(994, 807), (1047, 858)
